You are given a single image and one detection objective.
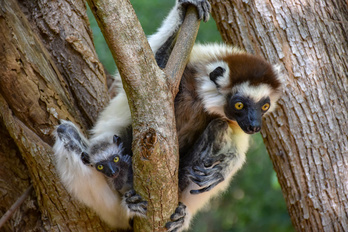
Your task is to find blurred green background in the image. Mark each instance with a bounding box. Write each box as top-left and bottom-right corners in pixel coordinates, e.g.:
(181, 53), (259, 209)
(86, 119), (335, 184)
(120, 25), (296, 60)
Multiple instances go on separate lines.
(87, 1), (294, 231)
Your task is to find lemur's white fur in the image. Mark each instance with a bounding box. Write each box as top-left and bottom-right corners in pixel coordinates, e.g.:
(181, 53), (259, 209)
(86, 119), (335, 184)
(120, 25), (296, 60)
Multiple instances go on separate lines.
(233, 83), (272, 104)
(91, 92), (131, 144)
(189, 43), (244, 63)
(147, 1), (183, 53)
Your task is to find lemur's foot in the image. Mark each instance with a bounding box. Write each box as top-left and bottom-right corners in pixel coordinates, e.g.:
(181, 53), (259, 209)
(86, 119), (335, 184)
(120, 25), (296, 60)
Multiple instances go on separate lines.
(124, 189), (148, 217)
(165, 202), (187, 232)
(179, 0), (211, 22)
(188, 153), (226, 194)
(188, 164), (224, 194)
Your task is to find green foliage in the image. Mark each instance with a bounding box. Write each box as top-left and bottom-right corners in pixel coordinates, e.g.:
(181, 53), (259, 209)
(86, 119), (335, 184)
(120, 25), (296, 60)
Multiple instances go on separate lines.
(87, 7), (116, 74)
(87, 1), (294, 231)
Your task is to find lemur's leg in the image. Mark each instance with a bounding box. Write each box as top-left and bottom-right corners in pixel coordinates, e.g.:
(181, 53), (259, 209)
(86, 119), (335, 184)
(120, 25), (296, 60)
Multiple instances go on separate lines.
(54, 121), (92, 194)
(185, 118), (246, 195)
(167, 119), (245, 231)
(149, 0), (211, 68)
(91, 92), (132, 142)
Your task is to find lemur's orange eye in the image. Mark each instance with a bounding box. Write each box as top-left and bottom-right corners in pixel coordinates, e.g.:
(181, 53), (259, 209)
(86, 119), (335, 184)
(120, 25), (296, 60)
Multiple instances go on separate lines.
(114, 156), (119, 163)
(235, 102), (244, 110)
(262, 103), (270, 111)
(97, 165), (104, 170)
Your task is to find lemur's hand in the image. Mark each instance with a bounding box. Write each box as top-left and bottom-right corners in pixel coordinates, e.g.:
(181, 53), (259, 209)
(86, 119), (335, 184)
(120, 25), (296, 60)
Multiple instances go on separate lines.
(179, 0), (211, 22)
(121, 154), (132, 165)
(124, 189), (148, 217)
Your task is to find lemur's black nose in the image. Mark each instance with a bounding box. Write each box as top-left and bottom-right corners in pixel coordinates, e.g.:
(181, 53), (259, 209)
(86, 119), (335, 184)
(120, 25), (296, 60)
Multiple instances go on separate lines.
(246, 125), (261, 134)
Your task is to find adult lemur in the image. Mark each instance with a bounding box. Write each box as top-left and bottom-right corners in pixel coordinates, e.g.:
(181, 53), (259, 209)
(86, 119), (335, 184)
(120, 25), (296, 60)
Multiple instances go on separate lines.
(53, 0), (283, 231)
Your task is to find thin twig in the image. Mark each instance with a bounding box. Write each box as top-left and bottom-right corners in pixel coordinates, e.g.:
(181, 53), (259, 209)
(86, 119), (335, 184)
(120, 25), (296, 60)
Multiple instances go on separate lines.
(0, 185), (33, 228)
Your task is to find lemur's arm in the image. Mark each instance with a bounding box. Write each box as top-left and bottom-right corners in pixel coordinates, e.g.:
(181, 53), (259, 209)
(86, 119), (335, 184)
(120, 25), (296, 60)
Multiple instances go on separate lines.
(186, 120), (247, 195)
(53, 121), (133, 229)
(149, 0), (210, 68)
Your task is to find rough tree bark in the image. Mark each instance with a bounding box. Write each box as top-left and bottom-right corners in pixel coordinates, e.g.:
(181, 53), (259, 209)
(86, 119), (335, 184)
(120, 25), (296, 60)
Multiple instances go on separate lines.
(0, 0), (111, 230)
(210, 0), (348, 231)
(0, 0), (201, 231)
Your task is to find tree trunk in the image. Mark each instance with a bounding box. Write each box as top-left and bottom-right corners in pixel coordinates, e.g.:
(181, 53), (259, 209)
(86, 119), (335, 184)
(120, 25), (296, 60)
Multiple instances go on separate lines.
(211, 0), (348, 231)
(0, 0), (110, 230)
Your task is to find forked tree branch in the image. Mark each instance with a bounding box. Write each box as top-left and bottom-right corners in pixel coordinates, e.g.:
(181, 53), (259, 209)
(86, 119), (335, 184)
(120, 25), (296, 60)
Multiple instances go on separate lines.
(86, 0), (201, 231)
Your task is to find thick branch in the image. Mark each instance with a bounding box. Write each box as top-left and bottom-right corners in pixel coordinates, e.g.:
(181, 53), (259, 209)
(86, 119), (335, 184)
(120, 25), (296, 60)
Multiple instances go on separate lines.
(17, 0), (110, 126)
(86, 0), (177, 231)
(0, 94), (109, 231)
(86, 0), (201, 231)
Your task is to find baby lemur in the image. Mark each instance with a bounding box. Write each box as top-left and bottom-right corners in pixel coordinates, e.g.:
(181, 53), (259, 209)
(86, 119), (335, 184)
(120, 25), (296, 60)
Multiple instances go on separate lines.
(54, 121), (146, 229)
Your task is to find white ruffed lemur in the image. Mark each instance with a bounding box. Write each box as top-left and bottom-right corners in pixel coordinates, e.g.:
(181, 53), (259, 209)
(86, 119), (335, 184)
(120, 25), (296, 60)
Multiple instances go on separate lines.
(53, 0), (283, 231)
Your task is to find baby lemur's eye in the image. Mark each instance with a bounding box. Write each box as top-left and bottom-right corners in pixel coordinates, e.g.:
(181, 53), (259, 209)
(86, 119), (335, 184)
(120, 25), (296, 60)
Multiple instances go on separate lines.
(97, 165), (104, 170)
(114, 156), (119, 163)
(262, 103), (270, 111)
(234, 102), (244, 110)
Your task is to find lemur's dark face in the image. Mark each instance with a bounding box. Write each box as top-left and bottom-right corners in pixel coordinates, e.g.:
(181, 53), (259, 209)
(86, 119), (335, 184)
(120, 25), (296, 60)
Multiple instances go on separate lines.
(94, 153), (132, 191)
(224, 93), (271, 134)
(81, 135), (132, 179)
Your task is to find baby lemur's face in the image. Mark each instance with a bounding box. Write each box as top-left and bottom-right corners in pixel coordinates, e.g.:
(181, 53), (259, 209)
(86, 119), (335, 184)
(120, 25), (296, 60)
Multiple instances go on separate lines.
(94, 153), (131, 179)
(80, 135), (132, 191)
